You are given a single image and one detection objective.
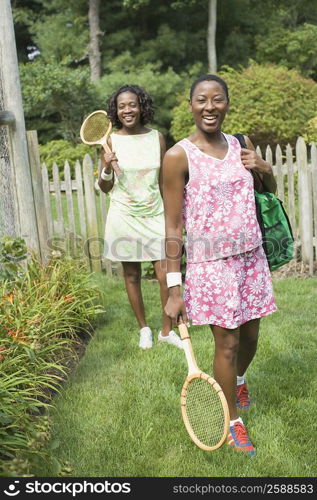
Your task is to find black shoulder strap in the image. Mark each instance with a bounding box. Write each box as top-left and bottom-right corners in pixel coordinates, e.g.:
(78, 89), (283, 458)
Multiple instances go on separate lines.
(233, 133), (247, 149)
(233, 133), (266, 193)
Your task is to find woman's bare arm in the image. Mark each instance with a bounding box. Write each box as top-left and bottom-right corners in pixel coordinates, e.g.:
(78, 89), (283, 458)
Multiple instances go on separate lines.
(163, 144), (188, 325)
(98, 138), (115, 194)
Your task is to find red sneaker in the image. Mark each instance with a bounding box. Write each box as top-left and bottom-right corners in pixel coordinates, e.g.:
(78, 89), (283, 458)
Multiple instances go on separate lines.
(227, 421), (256, 455)
(236, 382), (251, 410)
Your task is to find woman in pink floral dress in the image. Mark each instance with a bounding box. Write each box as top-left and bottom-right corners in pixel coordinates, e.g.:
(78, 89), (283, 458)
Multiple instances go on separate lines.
(163, 74), (277, 455)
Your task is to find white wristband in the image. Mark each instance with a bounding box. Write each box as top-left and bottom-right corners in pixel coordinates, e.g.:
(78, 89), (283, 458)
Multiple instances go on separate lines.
(100, 168), (113, 181)
(166, 272), (182, 288)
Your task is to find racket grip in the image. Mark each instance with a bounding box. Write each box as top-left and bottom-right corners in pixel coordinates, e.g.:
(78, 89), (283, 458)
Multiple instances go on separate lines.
(111, 160), (123, 178)
(178, 323), (188, 340)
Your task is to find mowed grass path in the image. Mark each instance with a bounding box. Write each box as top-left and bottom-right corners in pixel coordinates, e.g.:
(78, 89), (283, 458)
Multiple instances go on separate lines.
(41, 275), (317, 477)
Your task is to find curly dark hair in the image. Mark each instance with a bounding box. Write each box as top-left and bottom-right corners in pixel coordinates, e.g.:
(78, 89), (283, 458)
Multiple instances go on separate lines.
(106, 84), (154, 128)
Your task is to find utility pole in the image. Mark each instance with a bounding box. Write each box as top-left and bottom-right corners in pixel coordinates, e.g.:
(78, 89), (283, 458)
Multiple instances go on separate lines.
(207, 0), (217, 73)
(88, 0), (101, 81)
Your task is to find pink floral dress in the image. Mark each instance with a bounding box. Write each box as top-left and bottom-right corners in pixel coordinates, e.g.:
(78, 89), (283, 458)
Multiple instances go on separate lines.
(179, 134), (277, 328)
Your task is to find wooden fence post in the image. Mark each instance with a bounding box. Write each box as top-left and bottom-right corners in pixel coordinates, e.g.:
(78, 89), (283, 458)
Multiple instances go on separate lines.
(75, 160), (87, 241)
(311, 142), (317, 262)
(275, 144), (284, 201)
(83, 154), (102, 273)
(265, 145), (273, 169)
(64, 160), (76, 236)
(296, 137), (313, 274)
(52, 163), (65, 238)
(286, 143), (296, 239)
(26, 130), (50, 264)
(41, 162), (54, 240)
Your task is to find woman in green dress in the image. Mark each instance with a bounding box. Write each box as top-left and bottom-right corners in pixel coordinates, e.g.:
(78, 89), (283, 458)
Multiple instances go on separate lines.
(98, 84), (182, 351)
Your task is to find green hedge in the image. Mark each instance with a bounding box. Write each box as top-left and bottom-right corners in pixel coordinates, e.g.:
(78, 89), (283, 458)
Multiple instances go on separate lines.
(171, 62), (317, 148)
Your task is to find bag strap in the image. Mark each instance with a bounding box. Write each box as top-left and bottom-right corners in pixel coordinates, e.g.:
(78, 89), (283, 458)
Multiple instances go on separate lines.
(233, 133), (268, 193)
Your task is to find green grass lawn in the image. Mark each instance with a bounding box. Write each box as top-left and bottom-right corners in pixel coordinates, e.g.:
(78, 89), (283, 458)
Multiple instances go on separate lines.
(39, 275), (317, 477)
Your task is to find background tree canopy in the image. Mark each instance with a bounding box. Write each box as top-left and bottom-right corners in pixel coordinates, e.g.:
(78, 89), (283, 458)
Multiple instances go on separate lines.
(12, 0), (317, 153)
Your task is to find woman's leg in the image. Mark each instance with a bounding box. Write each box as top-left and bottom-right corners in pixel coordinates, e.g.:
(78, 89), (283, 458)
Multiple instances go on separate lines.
(237, 318), (260, 376)
(235, 318), (260, 409)
(211, 324), (256, 454)
(122, 261), (147, 328)
(153, 259), (171, 336)
(210, 324), (240, 420)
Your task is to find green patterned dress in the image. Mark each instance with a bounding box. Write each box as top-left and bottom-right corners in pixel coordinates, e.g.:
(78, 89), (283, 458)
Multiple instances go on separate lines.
(103, 129), (165, 262)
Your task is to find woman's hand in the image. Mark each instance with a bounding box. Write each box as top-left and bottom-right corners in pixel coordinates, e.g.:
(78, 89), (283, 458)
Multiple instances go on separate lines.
(164, 289), (188, 327)
(103, 151), (118, 173)
(240, 148), (272, 175)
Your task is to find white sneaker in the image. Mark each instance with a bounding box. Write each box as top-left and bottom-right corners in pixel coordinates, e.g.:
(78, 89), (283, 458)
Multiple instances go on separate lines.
(158, 330), (183, 349)
(139, 327), (153, 349)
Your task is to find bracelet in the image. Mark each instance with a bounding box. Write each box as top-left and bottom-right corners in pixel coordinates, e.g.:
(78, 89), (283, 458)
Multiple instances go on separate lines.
(100, 168), (113, 181)
(166, 272), (182, 288)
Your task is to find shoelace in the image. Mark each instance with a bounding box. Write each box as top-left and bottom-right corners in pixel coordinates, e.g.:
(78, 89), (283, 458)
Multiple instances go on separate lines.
(237, 384), (249, 405)
(232, 422), (250, 445)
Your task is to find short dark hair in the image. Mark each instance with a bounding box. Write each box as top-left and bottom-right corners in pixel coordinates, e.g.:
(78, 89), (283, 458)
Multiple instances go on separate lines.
(107, 84), (154, 128)
(190, 74), (229, 101)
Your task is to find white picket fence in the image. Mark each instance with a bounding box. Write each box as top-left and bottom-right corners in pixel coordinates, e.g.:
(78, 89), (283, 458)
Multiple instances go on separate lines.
(255, 138), (317, 275)
(42, 154), (119, 275)
(26, 132), (317, 276)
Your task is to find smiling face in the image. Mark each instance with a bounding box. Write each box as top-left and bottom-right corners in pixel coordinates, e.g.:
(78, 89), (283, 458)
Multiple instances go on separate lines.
(189, 80), (229, 133)
(116, 91), (141, 129)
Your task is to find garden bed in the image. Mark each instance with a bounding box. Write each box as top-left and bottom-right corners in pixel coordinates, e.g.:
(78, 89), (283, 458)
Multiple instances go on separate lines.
(0, 237), (103, 477)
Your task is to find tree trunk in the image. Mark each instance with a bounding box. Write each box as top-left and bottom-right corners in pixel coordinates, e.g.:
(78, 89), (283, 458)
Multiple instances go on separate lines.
(88, 0), (101, 81)
(207, 0), (217, 73)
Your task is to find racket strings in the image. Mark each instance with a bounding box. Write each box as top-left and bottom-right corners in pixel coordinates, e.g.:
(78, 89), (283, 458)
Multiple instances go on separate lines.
(82, 113), (110, 142)
(185, 378), (226, 448)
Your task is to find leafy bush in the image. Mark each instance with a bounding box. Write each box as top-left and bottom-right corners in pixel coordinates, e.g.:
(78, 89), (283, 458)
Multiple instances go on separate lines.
(39, 140), (94, 179)
(0, 237), (27, 283)
(303, 116), (317, 144)
(20, 58), (100, 144)
(0, 240), (103, 476)
(171, 62), (317, 148)
(256, 23), (317, 80)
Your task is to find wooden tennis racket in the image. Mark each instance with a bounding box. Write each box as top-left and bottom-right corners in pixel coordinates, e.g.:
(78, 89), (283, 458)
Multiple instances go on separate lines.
(178, 323), (230, 451)
(80, 110), (122, 178)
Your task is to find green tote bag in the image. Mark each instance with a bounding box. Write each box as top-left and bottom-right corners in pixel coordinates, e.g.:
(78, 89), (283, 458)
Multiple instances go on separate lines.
(254, 190), (294, 271)
(234, 134), (294, 271)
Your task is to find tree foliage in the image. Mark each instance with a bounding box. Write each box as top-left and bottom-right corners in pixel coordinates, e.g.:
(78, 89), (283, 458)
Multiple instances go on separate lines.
(20, 59), (99, 143)
(171, 63), (317, 148)
(11, 0), (317, 146)
(39, 140), (92, 179)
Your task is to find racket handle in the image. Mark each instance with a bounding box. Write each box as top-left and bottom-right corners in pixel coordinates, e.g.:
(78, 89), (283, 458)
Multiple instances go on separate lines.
(110, 160), (123, 178)
(102, 143), (123, 178)
(178, 323), (189, 340)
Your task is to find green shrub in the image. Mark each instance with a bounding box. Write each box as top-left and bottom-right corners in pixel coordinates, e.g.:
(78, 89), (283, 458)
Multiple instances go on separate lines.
(39, 140), (93, 168)
(0, 237), (28, 283)
(39, 140), (95, 179)
(303, 116), (317, 144)
(20, 59), (100, 143)
(171, 62), (317, 149)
